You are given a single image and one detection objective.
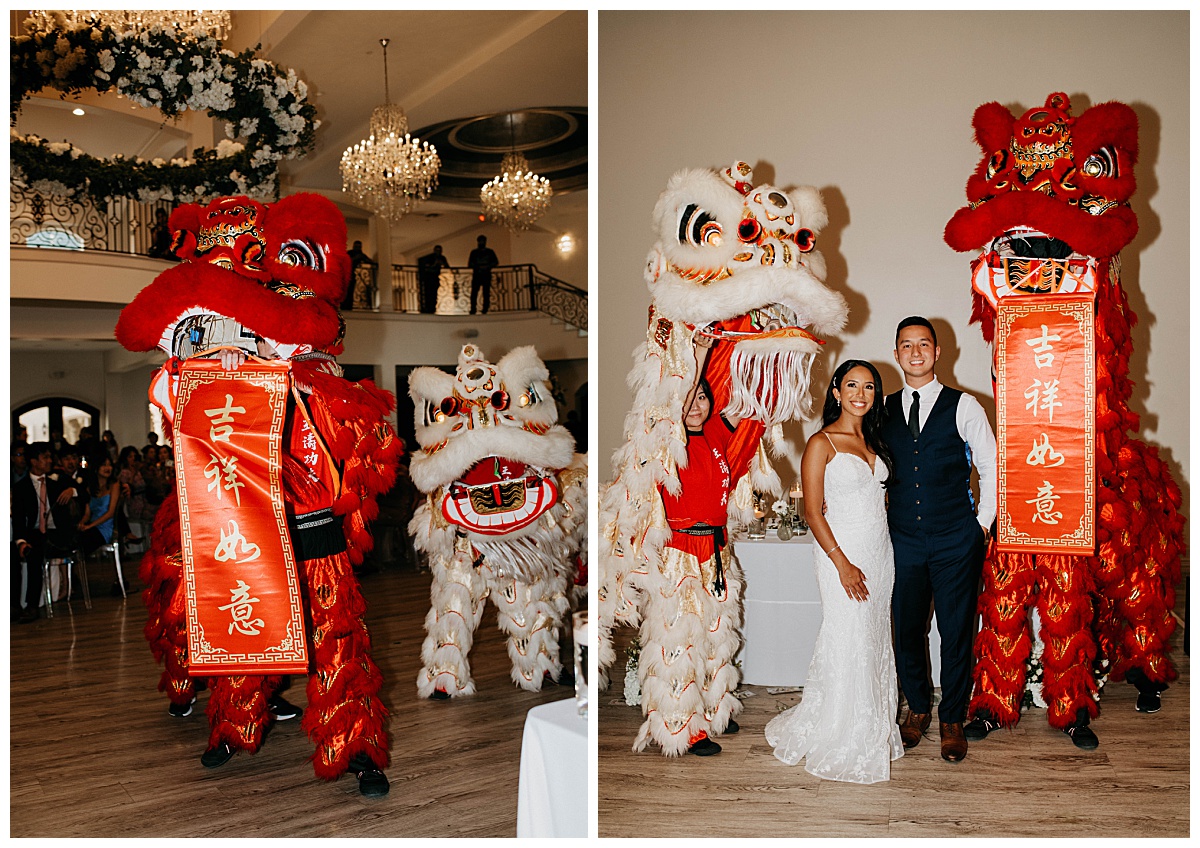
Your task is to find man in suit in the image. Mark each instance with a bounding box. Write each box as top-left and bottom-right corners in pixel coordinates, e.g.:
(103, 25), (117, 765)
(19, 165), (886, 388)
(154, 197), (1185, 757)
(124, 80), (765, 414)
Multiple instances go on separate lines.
(467, 235), (499, 314)
(12, 442), (82, 623)
(417, 245), (451, 314)
(883, 317), (997, 762)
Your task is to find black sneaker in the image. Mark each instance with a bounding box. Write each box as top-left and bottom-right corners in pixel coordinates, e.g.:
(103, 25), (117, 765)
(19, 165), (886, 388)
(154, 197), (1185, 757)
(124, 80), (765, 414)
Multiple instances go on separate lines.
(200, 742), (235, 768)
(348, 754), (390, 797)
(964, 714), (1000, 741)
(1135, 691), (1162, 714)
(1127, 667), (1167, 713)
(688, 737), (721, 756)
(268, 693), (301, 721)
(1064, 722), (1099, 750)
(169, 697), (196, 718)
(428, 689), (451, 701)
(722, 719), (740, 735)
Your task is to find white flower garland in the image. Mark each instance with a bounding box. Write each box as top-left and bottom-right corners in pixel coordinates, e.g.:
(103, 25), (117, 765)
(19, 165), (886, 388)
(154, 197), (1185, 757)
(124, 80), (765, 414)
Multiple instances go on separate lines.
(11, 20), (317, 202)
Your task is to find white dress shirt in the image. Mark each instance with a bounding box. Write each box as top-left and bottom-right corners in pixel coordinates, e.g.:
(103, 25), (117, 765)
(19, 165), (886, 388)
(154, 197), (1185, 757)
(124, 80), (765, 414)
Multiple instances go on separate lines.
(900, 377), (997, 531)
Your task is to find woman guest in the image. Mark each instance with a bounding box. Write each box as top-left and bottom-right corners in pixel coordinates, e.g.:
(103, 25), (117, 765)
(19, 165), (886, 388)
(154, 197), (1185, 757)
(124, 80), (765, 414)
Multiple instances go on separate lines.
(765, 360), (904, 783)
(77, 455), (123, 593)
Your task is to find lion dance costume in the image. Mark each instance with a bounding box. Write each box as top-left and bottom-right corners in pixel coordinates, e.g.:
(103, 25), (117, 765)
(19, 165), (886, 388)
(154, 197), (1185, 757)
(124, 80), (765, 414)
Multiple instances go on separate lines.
(115, 194), (400, 795)
(597, 162), (848, 755)
(944, 93), (1186, 734)
(407, 345), (587, 698)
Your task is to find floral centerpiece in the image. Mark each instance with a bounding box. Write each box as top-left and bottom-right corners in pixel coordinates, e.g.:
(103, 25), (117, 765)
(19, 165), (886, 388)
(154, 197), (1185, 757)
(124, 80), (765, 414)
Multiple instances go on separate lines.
(11, 14), (317, 202)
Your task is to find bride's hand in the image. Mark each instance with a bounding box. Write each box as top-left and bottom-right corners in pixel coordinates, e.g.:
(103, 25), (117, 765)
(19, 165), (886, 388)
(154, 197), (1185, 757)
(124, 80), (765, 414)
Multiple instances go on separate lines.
(837, 563), (869, 602)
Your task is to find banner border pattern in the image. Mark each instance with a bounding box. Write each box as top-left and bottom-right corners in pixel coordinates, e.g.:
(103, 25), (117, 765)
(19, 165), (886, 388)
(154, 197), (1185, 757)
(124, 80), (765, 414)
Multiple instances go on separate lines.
(995, 295), (1096, 553)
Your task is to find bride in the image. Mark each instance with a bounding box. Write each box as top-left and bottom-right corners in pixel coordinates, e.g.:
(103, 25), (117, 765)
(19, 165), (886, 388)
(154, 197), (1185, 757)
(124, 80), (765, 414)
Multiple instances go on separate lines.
(765, 360), (904, 783)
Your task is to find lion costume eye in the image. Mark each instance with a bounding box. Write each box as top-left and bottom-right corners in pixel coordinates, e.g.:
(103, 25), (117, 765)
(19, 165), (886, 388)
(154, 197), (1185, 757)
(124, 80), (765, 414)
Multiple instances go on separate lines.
(1082, 146), (1118, 179)
(678, 204), (722, 247)
(737, 217), (762, 243)
(423, 401), (445, 426)
(278, 239), (325, 271)
(518, 384), (541, 408)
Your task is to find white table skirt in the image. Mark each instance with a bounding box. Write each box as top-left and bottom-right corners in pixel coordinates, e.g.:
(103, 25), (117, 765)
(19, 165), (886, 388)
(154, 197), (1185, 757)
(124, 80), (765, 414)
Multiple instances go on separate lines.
(516, 698), (587, 838)
(734, 536), (942, 688)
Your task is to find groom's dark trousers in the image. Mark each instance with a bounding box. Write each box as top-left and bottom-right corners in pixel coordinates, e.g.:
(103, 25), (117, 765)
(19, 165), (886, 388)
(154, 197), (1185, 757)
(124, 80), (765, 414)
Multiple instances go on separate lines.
(884, 388), (986, 725)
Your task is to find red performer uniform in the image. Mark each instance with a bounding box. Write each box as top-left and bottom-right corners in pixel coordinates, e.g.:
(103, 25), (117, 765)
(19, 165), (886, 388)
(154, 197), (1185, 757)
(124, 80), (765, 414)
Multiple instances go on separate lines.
(635, 410), (763, 755)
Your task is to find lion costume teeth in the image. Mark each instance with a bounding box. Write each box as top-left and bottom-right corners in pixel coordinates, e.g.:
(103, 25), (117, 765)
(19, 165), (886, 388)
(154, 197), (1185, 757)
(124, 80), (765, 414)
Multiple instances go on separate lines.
(598, 161), (847, 756)
(408, 345), (587, 696)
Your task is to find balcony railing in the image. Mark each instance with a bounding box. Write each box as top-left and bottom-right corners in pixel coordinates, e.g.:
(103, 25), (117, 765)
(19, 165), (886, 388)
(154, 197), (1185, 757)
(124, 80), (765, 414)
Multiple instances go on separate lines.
(389, 263), (587, 331)
(11, 180), (174, 256)
(11, 181), (587, 330)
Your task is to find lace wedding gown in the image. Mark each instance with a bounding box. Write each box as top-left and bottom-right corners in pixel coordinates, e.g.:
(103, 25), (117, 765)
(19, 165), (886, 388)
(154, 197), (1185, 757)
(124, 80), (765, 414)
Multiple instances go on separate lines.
(765, 447), (904, 783)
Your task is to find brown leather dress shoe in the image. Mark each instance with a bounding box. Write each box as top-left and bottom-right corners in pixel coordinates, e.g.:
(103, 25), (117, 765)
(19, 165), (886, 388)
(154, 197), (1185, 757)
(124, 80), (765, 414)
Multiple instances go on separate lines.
(899, 710), (931, 749)
(940, 722), (968, 762)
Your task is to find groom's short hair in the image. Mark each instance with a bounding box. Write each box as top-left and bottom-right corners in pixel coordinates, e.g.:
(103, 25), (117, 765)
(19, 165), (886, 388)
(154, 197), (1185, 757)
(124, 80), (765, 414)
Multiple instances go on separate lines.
(895, 316), (937, 347)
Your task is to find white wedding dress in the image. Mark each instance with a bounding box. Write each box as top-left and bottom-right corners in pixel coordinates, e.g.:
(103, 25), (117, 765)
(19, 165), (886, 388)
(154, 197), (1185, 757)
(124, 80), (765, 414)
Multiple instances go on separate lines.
(765, 443), (904, 783)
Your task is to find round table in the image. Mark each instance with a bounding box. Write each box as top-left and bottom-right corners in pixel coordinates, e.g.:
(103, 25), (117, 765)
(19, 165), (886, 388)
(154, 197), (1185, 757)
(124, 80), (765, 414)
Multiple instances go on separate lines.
(734, 536), (942, 687)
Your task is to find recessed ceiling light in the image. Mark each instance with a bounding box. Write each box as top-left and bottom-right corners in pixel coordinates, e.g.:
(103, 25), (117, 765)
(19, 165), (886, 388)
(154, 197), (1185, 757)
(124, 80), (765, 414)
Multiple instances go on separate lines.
(72, 107), (85, 116)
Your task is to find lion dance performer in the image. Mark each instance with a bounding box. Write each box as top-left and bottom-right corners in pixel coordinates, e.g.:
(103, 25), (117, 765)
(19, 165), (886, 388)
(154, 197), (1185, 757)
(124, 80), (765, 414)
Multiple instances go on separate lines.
(597, 162), (848, 756)
(944, 93), (1185, 748)
(115, 194), (401, 796)
(408, 344), (587, 698)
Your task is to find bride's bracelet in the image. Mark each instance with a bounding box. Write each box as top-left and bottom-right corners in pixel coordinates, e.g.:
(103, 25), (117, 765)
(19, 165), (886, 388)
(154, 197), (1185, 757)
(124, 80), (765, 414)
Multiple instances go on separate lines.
(825, 543), (841, 557)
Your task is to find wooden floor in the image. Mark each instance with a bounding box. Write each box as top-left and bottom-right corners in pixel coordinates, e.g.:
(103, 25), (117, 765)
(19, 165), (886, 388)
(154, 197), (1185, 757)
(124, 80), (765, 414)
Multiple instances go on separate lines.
(600, 608), (1190, 837)
(10, 558), (573, 838)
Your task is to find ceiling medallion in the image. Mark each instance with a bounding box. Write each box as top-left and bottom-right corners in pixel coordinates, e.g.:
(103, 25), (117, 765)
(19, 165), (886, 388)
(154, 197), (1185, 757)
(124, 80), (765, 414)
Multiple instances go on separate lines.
(339, 38), (440, 223)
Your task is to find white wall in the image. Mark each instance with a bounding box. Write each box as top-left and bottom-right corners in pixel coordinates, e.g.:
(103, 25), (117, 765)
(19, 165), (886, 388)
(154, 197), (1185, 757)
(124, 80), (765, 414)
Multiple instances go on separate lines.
(598, 10), (1190, 520)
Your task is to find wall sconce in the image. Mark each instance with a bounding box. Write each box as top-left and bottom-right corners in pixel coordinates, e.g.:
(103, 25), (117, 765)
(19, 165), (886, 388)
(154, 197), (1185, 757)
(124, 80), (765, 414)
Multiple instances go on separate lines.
(555, 233), (575, 255)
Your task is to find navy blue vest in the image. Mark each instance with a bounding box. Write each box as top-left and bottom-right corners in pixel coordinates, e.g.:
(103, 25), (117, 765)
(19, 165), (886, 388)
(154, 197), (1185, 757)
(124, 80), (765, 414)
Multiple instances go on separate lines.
(884, 386), (974, 532)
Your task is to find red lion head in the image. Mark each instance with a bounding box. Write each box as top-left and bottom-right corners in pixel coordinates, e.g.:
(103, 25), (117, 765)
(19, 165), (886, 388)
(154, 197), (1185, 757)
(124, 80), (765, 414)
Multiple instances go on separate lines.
(945, 92), (1138, 260)
(116, 193), (351, 355)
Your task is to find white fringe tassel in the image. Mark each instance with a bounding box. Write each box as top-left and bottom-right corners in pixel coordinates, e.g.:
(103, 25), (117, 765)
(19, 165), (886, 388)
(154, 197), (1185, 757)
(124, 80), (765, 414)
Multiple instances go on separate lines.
(723, 347), (816, 425)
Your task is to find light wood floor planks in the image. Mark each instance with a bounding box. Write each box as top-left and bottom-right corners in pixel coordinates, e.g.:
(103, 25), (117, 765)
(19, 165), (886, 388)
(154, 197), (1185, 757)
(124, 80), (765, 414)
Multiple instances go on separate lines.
(599, 599), (1190, 837)
(10, 559), (574, 838)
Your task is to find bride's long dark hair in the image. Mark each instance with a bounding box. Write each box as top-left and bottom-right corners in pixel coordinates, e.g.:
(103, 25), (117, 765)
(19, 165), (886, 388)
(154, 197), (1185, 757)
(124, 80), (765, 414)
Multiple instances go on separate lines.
(821, 359), (895, 485)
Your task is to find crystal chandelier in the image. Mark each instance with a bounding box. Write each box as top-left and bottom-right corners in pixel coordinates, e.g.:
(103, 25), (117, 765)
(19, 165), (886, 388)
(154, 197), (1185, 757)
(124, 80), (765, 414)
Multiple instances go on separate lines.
(480, 115), (552, 232)
(24, 10), (232, 40)
(340, 38), (440, 224)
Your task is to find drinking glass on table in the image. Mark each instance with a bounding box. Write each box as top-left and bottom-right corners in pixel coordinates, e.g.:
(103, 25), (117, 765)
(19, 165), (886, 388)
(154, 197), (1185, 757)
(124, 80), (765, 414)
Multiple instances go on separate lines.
(573, 610), (588, 718)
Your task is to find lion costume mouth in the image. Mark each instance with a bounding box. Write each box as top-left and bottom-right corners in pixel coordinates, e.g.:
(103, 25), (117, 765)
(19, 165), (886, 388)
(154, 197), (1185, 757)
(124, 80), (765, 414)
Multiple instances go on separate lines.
(972, 226), (1100, 307)
(441, 456), (560, 536)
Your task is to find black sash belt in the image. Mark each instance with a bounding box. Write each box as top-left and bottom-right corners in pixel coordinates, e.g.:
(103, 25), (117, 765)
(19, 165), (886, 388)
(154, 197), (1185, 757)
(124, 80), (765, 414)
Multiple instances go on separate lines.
(676, 523), (727, 595)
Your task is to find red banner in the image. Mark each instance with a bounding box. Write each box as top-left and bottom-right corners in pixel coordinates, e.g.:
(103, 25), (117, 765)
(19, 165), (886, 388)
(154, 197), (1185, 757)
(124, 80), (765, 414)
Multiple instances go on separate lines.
(174, 360), (309, 674)
(995, 295), (1095, 553)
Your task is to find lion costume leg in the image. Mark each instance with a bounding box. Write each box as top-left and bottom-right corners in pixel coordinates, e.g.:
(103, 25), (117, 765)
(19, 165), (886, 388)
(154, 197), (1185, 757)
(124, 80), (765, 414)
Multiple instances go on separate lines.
(483, 563), (571, 691)
(301, 552), (390, 779)
(969, 551), (1035, 727)
(1036, 554), (1099, 730)
(701, 555), (743, 736)
(635, 548), (741, 756)
(140, 495), (200, 709)
(206, 674), (277, 753)
(417, 547), (489, 698)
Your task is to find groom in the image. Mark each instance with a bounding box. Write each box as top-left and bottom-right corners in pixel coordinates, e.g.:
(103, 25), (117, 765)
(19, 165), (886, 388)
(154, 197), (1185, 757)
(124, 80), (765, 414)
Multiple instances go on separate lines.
(884, 317), (996, 762)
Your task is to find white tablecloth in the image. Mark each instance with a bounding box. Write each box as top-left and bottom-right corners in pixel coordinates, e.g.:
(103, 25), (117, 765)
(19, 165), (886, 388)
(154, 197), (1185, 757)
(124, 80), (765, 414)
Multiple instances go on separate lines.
(734, 536), (942, 687)
(516, 698), (587, 838)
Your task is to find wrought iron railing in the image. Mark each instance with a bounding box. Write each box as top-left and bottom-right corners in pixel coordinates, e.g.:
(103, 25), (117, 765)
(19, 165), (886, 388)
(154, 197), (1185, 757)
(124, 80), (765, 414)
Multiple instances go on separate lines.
(390, 263), (587, 330)
(10, 179), (174, 256)
(10, 181), (587, 330)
